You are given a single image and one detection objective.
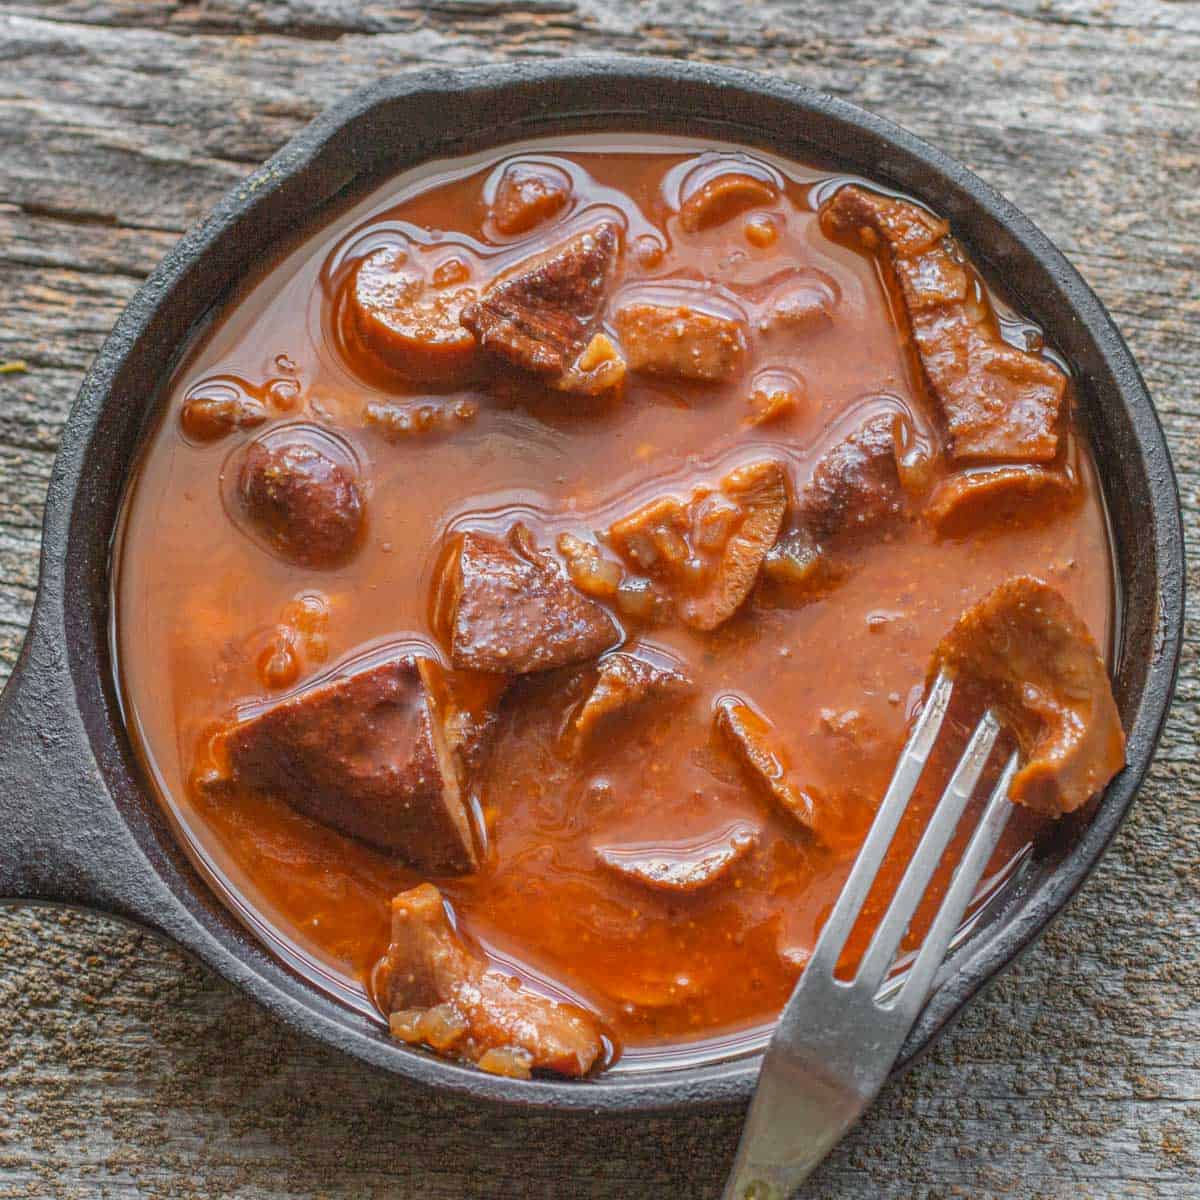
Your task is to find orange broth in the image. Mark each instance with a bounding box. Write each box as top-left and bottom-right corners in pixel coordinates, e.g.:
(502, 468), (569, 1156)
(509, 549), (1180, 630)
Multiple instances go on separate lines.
(113, 135), (1115, 1071)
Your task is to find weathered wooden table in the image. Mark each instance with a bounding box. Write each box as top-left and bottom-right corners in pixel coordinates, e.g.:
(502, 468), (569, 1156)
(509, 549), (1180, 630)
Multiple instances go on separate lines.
(0, 3), (1196, 1196)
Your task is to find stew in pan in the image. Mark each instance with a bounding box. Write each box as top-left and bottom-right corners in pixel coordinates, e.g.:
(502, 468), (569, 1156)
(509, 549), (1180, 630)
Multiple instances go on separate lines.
(114, 135), (1123, 1080)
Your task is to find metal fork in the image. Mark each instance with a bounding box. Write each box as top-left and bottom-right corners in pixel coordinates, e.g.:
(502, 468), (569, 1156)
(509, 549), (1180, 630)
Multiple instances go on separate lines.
(722, 672), (1020, 1200)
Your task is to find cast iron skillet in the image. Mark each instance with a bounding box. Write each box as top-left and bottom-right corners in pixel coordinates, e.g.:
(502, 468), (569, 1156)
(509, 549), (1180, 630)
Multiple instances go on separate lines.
(0, 59), (1183, 1113)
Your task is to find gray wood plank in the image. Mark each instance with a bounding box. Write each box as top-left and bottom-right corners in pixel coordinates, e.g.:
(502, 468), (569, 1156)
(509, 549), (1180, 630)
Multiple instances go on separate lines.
(0, 1), (1197, 1195)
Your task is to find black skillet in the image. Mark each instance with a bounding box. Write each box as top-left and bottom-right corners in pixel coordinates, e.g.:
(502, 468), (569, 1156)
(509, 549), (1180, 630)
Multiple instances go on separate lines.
(0, 59), (1183, 1113)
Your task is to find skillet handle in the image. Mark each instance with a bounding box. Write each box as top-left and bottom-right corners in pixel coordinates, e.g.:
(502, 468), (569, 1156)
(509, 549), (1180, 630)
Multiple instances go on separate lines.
(0, 626), (162, 927)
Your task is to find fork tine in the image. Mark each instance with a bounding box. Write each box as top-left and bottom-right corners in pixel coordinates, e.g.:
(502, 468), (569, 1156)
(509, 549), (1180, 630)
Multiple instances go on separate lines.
(892, 750), (1018, 1019)
(806, 671), (954, 979)
(723, 701), (1023, 1200)
(854, 710), (1001, 994)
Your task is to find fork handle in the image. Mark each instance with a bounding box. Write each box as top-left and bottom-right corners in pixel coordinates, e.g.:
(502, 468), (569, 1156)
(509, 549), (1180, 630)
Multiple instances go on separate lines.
(722, 1048), (880, 1199)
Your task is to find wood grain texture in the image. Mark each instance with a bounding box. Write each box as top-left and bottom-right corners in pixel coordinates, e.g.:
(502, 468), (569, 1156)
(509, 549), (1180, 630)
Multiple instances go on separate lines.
(0, 1), (1197, 1196)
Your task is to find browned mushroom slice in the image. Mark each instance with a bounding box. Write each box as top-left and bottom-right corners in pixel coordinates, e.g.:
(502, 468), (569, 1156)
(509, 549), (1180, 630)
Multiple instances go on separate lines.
(797, 414), (906, 542)
(924, 464), (1079, 537)
(573, 651), (694, 749)
(382, 884), (604, 1078)
(460, 222), (621, 394)
(349, 243), (482, 386)
(613, 300), (747, 383)
(680, 460), (786, 631)
(608, 459), (788, 632)
(821, 185), (1066, 464)
(929, 576), (1125, 816)
(678, 171), (777, 233)
(222, 653), (478, 872)
(596, 822), (757, 894)
(435, 523), (621, 674)
(762, 415), (911, 606)
(715, 697), (815, 831)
